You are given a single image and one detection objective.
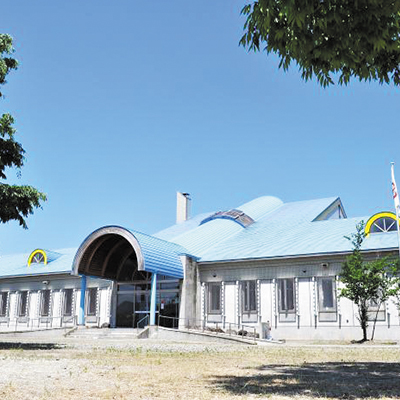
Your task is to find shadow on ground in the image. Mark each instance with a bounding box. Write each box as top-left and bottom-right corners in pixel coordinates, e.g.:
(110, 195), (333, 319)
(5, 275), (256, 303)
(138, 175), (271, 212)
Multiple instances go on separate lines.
(0, 342), (63, 350)
(211, 362), (400, 398)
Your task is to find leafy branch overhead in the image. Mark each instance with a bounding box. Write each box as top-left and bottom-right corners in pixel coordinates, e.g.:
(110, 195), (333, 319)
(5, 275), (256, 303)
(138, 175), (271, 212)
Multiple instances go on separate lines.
(0, 34), (46, 229)
(240, 0), (400, 86)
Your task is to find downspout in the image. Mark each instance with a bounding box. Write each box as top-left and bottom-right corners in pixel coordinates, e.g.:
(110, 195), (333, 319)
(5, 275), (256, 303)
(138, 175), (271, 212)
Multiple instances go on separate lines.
(150, 273), (157, 325)
(79, 275), (87, 325)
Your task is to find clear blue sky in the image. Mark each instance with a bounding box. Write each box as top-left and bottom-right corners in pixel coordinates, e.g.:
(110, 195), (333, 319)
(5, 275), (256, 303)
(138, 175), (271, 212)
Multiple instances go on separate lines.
(1, 0), (399, 255)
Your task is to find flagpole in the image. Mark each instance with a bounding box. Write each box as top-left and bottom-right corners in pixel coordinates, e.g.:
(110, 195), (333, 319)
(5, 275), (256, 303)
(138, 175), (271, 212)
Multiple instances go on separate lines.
(390, 162), (400, 261)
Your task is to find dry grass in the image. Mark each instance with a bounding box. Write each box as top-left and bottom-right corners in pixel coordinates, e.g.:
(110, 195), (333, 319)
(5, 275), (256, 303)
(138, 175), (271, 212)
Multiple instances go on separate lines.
(0, 339), (399, 399)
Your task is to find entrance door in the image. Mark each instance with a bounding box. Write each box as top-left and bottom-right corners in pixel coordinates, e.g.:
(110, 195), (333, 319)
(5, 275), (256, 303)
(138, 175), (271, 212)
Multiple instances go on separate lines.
(115, 277), (180, 328)
(158, 291), (179, 328)
(133, 290), (150, 328)
(116, 284), (151, 328)
(116, 293), (134, 327)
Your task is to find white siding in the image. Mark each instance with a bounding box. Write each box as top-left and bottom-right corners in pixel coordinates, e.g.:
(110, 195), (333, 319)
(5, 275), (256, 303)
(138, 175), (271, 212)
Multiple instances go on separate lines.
(298, 278), (312, 327)
(260, 280), (273, 325)
(224, 282), (237, 325)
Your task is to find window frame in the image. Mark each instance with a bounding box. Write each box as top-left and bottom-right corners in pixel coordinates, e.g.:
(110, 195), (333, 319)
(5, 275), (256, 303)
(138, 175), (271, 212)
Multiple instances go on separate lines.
(63, 289), (74, 317)
(208, 283), (222, 314)
(278, 278), (296, 314)
(27, 249), (48, 266)
(242, 280), (257, 314)
(317, 277), (338, 322)
(0, 292), (9, 318)
(367, 297), (386, 321)
(18, 291), (29, 318)
(369, 217), (397, 233)
(365, 212), (399, 235)
(86, 288), (98, 317)
(40, 289), (52, 317)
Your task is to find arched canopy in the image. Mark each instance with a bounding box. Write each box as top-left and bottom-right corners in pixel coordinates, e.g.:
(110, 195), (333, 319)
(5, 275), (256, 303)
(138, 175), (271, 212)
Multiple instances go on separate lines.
(73, 226), (189, 280)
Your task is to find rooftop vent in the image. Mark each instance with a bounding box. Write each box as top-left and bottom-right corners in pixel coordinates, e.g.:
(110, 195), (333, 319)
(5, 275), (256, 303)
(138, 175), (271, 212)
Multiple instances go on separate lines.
(200, 209), (254, 228)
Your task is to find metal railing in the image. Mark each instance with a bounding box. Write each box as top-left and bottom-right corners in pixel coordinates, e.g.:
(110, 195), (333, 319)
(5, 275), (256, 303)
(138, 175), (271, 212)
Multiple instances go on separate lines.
(157, 315), (259, 342)
(1, 312), (263, 341)
(1, 315), (79, 332)
(136, 314), (149, 329)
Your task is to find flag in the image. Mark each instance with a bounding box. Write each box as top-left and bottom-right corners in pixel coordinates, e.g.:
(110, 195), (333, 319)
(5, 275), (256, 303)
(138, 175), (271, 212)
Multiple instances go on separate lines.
(391, 163), (400, 219)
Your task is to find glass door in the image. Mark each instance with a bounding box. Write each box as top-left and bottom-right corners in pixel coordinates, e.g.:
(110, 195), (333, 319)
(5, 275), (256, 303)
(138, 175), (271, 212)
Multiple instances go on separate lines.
(133, 290), (150, 328)
(116, 277), (180, 328)
(116, 292), (134, 327)
(158, 291), (179, 328)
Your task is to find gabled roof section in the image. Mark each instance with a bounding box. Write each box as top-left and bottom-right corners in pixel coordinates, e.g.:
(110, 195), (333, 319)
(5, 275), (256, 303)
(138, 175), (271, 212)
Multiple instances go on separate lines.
(313, 197), (347, 221)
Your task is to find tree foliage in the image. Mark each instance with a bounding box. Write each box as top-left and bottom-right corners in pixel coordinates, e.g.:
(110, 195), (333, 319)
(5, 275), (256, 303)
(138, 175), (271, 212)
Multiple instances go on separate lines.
(240, 0), (400, 86)
(340, 222), (400, 342)
(0, 34), (46, 228)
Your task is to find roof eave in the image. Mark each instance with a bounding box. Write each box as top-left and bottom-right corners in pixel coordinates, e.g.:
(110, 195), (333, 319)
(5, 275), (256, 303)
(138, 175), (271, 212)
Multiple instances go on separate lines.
(198, 247), (399, 265)
(0, 270), (72, 280)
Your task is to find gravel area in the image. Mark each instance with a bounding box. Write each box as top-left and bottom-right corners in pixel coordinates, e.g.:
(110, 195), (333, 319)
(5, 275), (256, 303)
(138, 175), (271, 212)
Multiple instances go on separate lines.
(0, 330), (399, 399)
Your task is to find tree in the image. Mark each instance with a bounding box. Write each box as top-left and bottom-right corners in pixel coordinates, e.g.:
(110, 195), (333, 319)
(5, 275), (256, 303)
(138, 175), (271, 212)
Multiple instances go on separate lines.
(340, 222), (400, 342)
(240, 1), (400, 87)
(0, 34), (46, 228)
(369, 256), (399, 340)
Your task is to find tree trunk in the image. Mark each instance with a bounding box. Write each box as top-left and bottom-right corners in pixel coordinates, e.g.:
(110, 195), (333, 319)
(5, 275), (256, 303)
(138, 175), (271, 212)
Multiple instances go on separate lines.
(371, 302), (382, 341)
(362, 322), (367, 342)
(359, 304), (368, 342)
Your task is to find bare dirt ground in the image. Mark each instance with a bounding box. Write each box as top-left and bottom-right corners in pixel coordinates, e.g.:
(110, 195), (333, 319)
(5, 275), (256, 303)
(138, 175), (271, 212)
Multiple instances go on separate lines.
(0, 332), (399, 399)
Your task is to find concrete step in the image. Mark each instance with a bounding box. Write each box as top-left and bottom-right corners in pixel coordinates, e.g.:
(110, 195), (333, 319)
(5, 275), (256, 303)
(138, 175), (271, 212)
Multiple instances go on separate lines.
(67, 327), (141, 339)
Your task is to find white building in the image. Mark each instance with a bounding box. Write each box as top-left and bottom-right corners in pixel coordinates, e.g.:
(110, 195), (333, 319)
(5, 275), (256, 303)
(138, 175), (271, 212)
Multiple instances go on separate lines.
(0, 193), (399, 340)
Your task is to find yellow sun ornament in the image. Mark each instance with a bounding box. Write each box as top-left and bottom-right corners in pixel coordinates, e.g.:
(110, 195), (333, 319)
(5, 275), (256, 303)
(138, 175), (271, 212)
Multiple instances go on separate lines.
(27, 249), (48, 267)
(365, 212), (399, 236)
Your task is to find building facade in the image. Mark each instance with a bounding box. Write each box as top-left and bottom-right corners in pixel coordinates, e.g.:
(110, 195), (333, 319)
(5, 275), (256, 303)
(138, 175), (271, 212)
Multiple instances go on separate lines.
(0, 193), (399, 340)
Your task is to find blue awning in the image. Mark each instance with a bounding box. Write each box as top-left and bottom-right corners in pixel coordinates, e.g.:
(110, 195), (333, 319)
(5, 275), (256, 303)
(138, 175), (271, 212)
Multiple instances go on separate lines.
(73, 226), (193, 279)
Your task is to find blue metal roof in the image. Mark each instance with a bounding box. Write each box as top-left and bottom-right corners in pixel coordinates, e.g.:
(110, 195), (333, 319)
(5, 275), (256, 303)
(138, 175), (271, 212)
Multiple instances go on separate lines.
(127, 229), (193, 278)
(154, 212), (213, 241)
(160, 196), (399, 262)
(0, 248), (76, 278)
(2, 195), (399, 277)
(158, 196), (284, 256)
(71, 225), (192, 280)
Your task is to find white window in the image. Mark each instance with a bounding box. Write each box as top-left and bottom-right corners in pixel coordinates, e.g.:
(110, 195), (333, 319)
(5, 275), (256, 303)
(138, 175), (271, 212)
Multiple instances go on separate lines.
(208, 283), (221, 314)
(86, 288), (98, 316)
(18, 291), (29, 317)
(317, 277), (337, 321)
(40, 290), (51, 317)
(278, 279), (295, 313)
(63, 289), (74, 317)
(368, 298), (386, 321)
(242, 281), (257, 313)
(0, 292), (8, 317)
